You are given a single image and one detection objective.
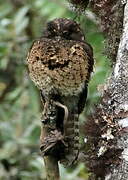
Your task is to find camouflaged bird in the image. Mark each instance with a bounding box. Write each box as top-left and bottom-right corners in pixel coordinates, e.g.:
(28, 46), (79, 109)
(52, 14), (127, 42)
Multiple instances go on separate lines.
(27, 18), (94, 166)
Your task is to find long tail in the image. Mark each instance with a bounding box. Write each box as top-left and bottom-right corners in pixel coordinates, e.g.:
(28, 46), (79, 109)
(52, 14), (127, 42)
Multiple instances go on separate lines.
(61, 112), (79, 166)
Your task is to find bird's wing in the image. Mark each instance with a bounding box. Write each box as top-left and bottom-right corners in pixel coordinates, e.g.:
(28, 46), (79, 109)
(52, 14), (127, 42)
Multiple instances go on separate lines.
(78, 42), (94, 114)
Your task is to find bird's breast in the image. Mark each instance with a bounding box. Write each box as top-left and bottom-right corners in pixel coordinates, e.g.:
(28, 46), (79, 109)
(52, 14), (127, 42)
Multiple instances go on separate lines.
(27, 39), (90, 96)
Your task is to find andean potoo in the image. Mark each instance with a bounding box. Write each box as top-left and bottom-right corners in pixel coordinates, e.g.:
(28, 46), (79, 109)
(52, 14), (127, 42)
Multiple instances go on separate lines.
(27, 18), (94, 166)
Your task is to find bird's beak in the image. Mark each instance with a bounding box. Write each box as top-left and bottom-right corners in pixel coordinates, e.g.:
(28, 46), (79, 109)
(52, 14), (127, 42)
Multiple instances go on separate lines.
(55, 36), (61, 41)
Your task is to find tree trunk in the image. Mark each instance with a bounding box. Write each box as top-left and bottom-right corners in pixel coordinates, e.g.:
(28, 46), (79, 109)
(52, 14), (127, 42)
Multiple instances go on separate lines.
(104, 1), (128, 179)
(84, 0), (128, 179)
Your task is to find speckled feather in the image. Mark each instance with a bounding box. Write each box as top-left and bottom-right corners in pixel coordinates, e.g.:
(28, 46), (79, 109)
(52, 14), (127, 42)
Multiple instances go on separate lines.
(27, 18), (94, 166)
(27, 38), (91, 97)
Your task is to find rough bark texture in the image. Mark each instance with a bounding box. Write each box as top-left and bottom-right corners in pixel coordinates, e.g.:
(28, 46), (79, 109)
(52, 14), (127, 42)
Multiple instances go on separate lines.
(90, 0), (124, 61)
(104, 1), (128, 179)
(44, 156), (60, 180)
(40, 102), (60, 180)
(84, 0), (128, 179)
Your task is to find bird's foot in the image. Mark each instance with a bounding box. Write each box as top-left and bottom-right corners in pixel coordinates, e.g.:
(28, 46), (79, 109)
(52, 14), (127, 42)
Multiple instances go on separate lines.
(40, 129), (68, 157)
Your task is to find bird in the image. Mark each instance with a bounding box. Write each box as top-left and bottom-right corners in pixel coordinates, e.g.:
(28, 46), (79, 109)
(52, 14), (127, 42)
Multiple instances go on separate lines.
(27, 18), (94, 166)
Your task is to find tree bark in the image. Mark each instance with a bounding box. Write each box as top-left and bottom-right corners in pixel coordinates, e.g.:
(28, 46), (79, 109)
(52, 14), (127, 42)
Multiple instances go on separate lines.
(104, 1), (128, 179)
(40, 102), (60, 180)
(84, 0), (128, 179)
(90, 0), (124, 61)
(44, 156), (60, 180)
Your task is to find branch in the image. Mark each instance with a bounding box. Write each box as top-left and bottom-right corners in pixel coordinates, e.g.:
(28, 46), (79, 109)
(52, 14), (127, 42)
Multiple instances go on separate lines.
(40, 102), (60, 180)
(39, 100), (68, 180)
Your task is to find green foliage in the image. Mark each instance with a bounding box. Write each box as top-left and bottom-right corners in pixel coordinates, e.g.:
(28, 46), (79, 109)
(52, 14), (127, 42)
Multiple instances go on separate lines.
(0, 0), (111, 179)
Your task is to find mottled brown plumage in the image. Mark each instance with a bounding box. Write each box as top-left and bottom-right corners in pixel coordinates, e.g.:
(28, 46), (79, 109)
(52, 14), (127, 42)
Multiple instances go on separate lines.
(27, 18), (94, 166)
(28, 39), (91, 96)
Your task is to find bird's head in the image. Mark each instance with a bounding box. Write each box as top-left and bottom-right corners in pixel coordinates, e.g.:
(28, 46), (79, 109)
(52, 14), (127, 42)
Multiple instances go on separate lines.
(43, 18), (85, 41)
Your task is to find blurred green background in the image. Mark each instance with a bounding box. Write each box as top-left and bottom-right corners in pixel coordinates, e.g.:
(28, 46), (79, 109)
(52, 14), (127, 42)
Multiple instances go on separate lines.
(0, 0), (111, 179)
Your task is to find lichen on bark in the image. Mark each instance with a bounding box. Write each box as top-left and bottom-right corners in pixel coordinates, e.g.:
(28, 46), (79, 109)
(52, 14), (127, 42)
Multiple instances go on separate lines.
(84, 0), (128, 179)
(90, 0), (124, 61)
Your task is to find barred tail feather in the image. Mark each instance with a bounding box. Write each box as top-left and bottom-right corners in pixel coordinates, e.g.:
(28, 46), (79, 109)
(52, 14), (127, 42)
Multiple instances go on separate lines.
(60, 113), (79, 166)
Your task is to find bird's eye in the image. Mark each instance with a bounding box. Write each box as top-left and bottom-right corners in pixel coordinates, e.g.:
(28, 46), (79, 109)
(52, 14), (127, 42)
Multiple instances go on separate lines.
(63, 31), (69, 37)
